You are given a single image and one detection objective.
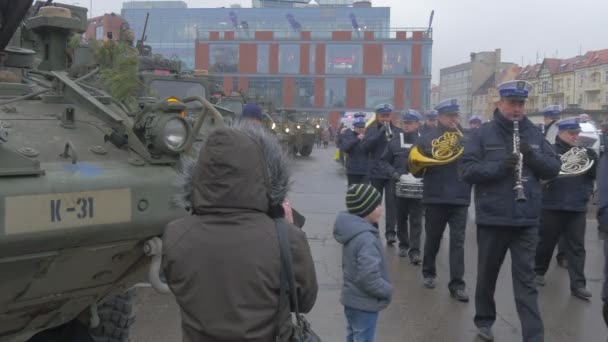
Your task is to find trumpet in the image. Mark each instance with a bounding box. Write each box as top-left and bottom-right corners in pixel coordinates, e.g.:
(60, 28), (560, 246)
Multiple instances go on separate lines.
(383, 121), (393, 140)
(512, 120), (526, 202)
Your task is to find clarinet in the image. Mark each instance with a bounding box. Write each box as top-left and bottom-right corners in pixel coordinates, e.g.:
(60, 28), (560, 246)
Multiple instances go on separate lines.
(512, 120), (527, 202)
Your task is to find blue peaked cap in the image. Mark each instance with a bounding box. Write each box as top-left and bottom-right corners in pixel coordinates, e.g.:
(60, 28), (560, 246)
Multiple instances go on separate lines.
(242, 103), (263, 120)
(425, 110), (438, 119)
(402, 109), (422, 122)
(375, 103), (393, 114)
(498, 80), (532, 100)
(542, 105), (562, 117)
(469, 115), (482, 123)
(435, 99), (459, 114)
(557, 117), (581, 131)
(353, 117), (366, 128)
(353, 112), (366, 119)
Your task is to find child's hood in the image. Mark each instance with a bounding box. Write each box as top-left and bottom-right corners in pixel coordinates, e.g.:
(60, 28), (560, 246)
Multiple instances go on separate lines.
(333, 212), (378, 245)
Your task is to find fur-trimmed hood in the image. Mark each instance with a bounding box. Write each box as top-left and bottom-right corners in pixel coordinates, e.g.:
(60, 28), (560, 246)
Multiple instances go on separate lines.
(174, 122), (291, 215)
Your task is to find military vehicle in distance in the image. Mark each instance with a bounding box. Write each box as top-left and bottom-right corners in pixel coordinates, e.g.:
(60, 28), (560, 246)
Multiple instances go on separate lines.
(275, 110), (316, 157)
(0, 2), (227, 341)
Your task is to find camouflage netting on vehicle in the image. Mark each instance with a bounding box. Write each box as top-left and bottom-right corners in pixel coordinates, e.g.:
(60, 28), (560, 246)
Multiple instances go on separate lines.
(138, 55), (180, 73)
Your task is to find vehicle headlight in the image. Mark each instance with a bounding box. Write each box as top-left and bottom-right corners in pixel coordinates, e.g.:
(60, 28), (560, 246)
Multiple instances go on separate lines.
(272, 122), (276, 130)
(285, 127), (290, 133)
(152, 116), (191, 154)
(316, 124), (320, 129)
(297, 125), (301, 129)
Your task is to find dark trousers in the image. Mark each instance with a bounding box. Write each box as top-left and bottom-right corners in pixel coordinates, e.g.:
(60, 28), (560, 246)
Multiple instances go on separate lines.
(347, 174), (367, 187)
(396, 196), (423, 254)
(556, 237), (566, 262)
(370, 178), (396, 239)
(535, 210), (587, 289)
(421, 204), (467, 291)
(603, 239), (608, 302)
(475, 225), (543, 342)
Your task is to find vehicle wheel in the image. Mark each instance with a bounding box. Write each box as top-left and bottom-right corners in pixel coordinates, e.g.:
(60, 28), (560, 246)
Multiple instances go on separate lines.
(299, 145), (313, 157)
(89, 291), (135, 342)
(28, 291), (135, 342)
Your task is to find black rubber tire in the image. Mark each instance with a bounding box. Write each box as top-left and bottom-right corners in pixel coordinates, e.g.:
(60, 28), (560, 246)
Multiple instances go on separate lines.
(299, 145), (313, 157)
(89, 291), (135, 342)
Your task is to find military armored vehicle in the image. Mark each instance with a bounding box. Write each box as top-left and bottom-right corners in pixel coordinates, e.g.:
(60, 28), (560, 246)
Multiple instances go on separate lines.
(0, 2), (227, 341)
(276, 110), (316, 156)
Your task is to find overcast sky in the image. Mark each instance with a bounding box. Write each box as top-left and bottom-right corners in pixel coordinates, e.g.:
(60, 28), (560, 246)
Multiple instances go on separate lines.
(89, 0), (607, 83)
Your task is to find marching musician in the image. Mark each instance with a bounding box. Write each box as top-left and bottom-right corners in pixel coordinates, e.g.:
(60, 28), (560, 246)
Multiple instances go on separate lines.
(414, 99), (471, 301)
(420, 109), (438, 135)
(542, 104), (561, 137)
(361, 103), (403, 244)
(380, 109), (423, 264)
(542, 105), (568, 269)
(461, 80), (560, 342)
(468, 115), (482, 131)
(534, 118), (597, 300)
(341, 113), (369, 186)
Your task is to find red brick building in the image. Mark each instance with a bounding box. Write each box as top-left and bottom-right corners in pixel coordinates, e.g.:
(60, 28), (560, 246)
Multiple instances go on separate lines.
(85, 13), (128, 42)
(194, 29), (432, 126)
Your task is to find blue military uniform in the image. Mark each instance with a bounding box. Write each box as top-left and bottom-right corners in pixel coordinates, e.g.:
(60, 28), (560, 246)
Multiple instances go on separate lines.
(414, 99), (471, 298)
(461, 80), (561, 342)
(380, 110), (423, 262)
(342, 114), (369, 186)
(534, 118), (597, 298)
(361, 104), (403, 242)
(597, 153), (608, 325)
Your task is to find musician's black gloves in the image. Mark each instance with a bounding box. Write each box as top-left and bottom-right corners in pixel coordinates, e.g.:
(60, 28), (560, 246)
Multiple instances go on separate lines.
(502, 154), (519, 169)
(519, 141), (533, 155)
(586, 147), (598, 161)
(392, 172), (401, 181)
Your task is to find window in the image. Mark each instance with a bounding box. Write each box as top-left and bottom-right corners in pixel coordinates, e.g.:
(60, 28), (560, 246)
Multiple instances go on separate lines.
(592, 72), (598, 83)
(293, 78), (315, 107)
(257, 44), (269, 74)
(309, 44), (316, 74)
(566, 78), (571, 89)
(542, 81), (548, 93)
(382, 44), (412, 75)
(605, 71), (608, 83)
(579, 74), (585, 86)
(326, 44), (362, 74)
(248, 77), (283, 107)
(95, 26), (103, 40)
(422, 44), (432, 75)
(278, 44), (300, 74)
(403, 80), (412, 110)
(209, 44), (239, 73)
(324, 78), (346, 108)
(365, 79), (394, 108)
(421, 79), (431, 110)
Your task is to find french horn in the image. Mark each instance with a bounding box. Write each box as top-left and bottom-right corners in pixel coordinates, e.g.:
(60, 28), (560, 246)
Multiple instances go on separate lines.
(408, 128), (464, 176)
(558, 146), (594, 177)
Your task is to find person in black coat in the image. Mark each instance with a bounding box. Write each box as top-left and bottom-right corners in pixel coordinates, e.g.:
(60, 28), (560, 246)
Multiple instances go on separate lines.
(419, 109), (438, 135)
(534, 118), (597, 300)
(361, 103), (403, 244)
(597, 152), (608, 326)
(341, 114), (368, 186)
(461, 80), (561, 342)
(380, 109), (423, 264)
(414, 99), (471, 302)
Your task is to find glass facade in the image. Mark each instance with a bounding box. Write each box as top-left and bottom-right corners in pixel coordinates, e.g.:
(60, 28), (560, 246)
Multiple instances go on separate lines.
(209, 44), (239, 73)
(309, 44), (316, 74)
(326, 44), (362, 74)
(422, 44), (432, 76)
(324, 78), (346, 108)
(294, 78), (315, 107)
(278, 44), (300, 73)
(121, 6), (391, 69)
(403, 80), (412, 110)
(383, 44), (412, 75)
(365, 79), (394, 108)
(248, 77), (284, 107)
(421, 79), (431, 111)
(257, 44), (270, 73)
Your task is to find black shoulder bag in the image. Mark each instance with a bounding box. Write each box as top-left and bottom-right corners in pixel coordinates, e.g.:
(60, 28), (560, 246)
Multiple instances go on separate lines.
(274, 219), (321, 342)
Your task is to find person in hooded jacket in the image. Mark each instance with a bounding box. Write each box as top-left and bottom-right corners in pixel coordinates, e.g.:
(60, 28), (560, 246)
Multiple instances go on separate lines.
(461, 80), (561, 342)
(162, 122), (318, 342)
(334, 183), (393, 342)
(342, 114), (369, 185)
(380, 109), (423, 264)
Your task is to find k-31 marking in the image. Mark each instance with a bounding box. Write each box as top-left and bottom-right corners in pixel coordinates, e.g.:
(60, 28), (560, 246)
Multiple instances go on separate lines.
(4, 189), (132, 234)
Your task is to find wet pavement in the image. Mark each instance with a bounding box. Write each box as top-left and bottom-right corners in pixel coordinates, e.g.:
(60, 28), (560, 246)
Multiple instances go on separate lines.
(130, 145), (608, 342)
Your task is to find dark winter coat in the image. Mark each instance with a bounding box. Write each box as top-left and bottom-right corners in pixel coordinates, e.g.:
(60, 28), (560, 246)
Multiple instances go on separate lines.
(597, 154), (608, 236)
(361, 122), (403, 180)
(334, 212), (392, 312)
(542, 136), (597, 212)
(415, 123), (471, 206)
(380, 130), (419, 177)
(162, 123), (318, 342)
(342, 129), (369, 176)
(461, 110), (561, 227)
